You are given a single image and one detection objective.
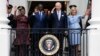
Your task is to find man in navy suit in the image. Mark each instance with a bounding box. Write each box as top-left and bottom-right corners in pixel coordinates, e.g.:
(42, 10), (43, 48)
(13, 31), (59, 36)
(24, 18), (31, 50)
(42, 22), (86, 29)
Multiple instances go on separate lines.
(50, 2), (68, 56)
(29, 4), (48, 56)
(29, 5), (48, 29)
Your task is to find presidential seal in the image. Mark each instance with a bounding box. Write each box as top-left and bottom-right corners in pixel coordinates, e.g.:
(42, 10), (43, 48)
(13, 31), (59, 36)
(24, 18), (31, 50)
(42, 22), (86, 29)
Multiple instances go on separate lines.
(39, 34), (60, 55)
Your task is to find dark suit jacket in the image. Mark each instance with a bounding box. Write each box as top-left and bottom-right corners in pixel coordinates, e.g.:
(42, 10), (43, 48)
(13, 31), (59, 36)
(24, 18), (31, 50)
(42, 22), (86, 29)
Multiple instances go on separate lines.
(8, 14), (16, 28)
(50, 11), (68, 33)
(29, 12), (48, 33)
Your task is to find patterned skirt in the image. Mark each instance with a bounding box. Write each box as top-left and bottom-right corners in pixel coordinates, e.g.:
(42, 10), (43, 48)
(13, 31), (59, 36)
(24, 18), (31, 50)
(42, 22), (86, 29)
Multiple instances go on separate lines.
(69, 30), (81, 45)
(14, 29), (30, 45)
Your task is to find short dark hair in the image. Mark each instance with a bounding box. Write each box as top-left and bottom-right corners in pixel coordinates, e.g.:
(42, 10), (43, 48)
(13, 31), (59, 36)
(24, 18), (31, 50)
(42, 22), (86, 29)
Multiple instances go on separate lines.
(17, 6), (25, 11)
(69, 5), (77, 9)
(8, 4), (13, 9)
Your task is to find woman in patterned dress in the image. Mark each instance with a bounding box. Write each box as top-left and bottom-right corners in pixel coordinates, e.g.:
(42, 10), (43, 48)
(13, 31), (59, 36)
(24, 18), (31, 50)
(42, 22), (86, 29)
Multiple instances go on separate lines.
(14, 6), (30, 56)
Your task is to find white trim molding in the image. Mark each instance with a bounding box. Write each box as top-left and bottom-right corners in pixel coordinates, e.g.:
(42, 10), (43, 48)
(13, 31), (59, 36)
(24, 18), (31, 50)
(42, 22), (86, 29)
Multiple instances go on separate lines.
(27, 0), (69, 1)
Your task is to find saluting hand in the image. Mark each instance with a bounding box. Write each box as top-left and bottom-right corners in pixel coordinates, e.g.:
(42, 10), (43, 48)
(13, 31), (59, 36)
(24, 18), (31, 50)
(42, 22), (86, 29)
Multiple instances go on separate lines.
(51, 7), (55, 13)
(14, 6), (17, 12)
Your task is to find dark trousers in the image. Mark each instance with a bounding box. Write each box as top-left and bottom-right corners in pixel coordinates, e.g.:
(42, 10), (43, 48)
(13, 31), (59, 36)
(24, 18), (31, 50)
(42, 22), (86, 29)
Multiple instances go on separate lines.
(69, 45), (80, 56)
(15, 45), (29, 56)
(31, 33), (45, 56)
(53, 33), (64, 56)
(31, 34), (39, 56)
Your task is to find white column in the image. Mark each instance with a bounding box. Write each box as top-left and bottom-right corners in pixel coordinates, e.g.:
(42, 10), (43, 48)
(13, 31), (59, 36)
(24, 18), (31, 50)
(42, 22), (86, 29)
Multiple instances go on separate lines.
(0, 0), (11, 56)
(88, 0), (100, 56)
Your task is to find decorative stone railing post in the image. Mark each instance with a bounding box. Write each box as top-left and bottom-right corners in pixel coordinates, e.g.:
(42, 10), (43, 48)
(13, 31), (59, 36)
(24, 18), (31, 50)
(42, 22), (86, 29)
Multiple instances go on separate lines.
(88, 0), (100, 56)
(0, 0), (11, 56)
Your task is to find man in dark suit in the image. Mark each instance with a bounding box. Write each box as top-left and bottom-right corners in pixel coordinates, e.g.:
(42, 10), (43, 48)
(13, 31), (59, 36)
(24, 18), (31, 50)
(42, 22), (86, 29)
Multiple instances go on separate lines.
(50, 2), (68, 56)
(29, 4), (48, 56)
(7, 4), (16, 28)
(7, 4), (17, 52)
(7, 4), (17, 56)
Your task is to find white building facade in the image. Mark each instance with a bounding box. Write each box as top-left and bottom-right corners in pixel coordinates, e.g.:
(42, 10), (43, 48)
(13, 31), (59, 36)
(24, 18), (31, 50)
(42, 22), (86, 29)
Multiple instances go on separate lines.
(0, 0), (100, 56)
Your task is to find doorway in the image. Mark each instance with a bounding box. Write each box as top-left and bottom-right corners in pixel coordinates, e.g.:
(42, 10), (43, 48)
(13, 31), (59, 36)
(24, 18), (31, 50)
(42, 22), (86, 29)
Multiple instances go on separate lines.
(28, 1), (67, 16)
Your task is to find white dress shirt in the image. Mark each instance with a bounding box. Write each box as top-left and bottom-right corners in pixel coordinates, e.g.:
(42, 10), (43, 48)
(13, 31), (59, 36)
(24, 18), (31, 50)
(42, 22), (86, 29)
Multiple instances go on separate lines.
(57, 10), (61, 21)
(8, 13), (12, 17)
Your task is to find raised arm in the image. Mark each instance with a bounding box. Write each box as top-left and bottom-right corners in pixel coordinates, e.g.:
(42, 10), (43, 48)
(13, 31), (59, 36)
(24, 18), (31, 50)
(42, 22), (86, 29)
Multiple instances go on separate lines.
(51, 7), (55, 13)
(13, 6), (18, 20)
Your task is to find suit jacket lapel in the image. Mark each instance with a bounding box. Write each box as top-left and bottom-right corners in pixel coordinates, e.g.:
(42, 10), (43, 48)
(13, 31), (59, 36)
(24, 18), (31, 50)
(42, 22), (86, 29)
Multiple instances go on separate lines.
(35, 12), (40, 20)
(42, 12), (45, 20)
(60, 11), (63, 21)
(54, 11), (59, 21)
(57, 11), (63, 21)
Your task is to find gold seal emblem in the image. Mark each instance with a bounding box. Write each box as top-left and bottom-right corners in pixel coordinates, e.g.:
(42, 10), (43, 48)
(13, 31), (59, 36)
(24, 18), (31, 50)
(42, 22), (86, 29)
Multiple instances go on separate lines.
(39, 34), (60, 55)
